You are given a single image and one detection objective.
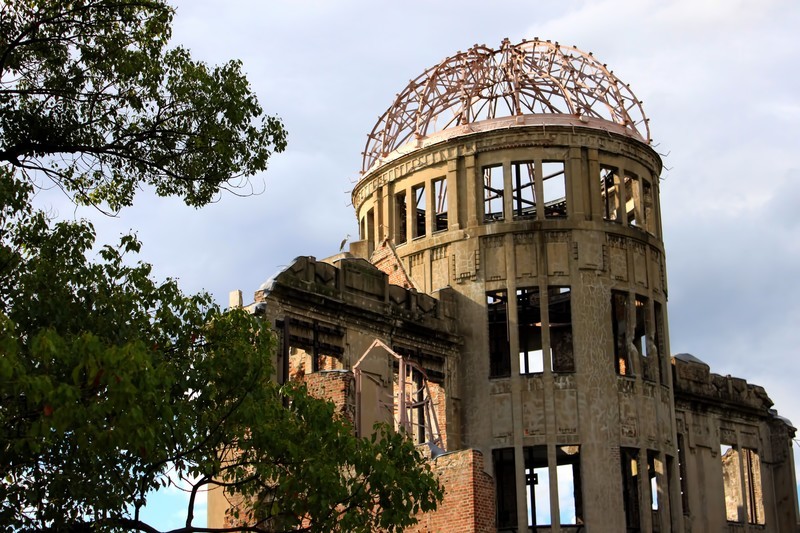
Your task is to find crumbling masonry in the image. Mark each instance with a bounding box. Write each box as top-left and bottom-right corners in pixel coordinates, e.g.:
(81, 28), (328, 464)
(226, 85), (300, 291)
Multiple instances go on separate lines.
(209, 39), (799, 532)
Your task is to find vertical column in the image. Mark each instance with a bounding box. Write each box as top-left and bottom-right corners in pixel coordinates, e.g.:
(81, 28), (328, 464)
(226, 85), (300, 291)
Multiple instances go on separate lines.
(446, 157), (460, 230)
(425, 177), (435, 237)
(404, 187), (414, 244)
(568, 146), (585, 220)
(465, 154), (479, 227)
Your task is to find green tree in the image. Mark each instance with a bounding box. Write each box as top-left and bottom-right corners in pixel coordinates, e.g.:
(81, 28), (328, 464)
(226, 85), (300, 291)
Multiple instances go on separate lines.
(0, 1), (442, 532)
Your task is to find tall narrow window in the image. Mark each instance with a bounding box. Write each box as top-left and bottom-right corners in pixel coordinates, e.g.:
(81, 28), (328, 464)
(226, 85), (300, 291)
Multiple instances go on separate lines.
(654, 302), (668, 386)
(543, 160), (567, 218)
(648, 451), (661, 527)
(557, 445), (583, 525)
(743, 448), (764, 525)
(635, 295), (652, 381)
(413, 184), (426, 238)
(488, 290), (510, 378)
(433, 177), (448, 231)
(395, 191), (407, 245)
(626, 172), (642, 228)
(493, 448), (518, 531)
(721, 444), (742, 522)
(517, 288), (543, 374)
(550, 286), (575, 372)
(366, 208), (375, 250)
(621, 447), (641, 531)
(512, 161), (536, 219)
(601, 165), (622, 222)
(484, 165), (504, 222)
(677, 433), (689, 515)
(524, 446), (550, 527)
(612, 291), (631, 375)
(642, 179), (655, 234)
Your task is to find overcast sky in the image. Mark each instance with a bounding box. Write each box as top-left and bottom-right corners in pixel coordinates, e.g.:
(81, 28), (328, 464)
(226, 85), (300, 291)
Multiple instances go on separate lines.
(39, 0), (800, 528)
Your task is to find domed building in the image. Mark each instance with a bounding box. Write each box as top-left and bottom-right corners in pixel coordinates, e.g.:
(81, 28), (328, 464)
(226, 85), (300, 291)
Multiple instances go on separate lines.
(211, 39), (799, 532)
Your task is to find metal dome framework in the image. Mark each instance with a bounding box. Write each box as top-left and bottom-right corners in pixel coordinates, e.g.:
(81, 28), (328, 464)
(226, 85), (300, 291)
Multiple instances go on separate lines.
(362, 38), (650, 174)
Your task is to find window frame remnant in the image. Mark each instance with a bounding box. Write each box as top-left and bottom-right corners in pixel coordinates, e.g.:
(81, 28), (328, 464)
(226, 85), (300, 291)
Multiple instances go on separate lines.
(621, 447), (642, 532)
(512, 160), (537, 219)
(542, 160), (567, 218)
(412, 183), (426, 238)
(720, 444), (765, 525)
(483, 164), (504, 222)
(432, 177), (448, 232)
(522, 445), (583, 527)
(517, 287), (544, 374)
(493, 447), (518, 531)
(635, 294), (653, 381)
(395, 190), (407, 245)
(601, 165), (622, 222)
(488, 289), (511, 378)
(612, 291), (632, 376)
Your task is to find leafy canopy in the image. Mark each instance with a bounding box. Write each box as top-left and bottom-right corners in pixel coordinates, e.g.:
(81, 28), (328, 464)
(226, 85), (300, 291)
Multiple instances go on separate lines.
(0, 0), (287, 212)
(0, 1), (442, 532)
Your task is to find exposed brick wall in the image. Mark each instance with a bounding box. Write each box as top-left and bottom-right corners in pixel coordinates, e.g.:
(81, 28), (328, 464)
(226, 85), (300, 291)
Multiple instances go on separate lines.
(409, 449), (496, 533)
(303, 370), (354, 424)
(371, 239), (415, 289)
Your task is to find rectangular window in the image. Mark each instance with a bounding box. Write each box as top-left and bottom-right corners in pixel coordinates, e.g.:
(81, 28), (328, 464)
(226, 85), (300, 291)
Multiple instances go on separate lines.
(648, 451), (661, 513)
(626, 172), (642, 228)
(413, 184), (426, 238)
(493, 448), (518, 531)
(543, 160), (567, 218)
(366, 208), (375, 250)
(433, 177), (448, 232)
(524, 445), (550, 526)
(484, 165), (504, 222)
(512, 161), (536, 219)
(601, 165), (622, 222)
(654, 302), (668, 386)
(721, 444), (742, 522)
(642, 179), (655, 234)
(549, 286), (575, 372)
(621, 447), (641, 531)
(517, 287), (543, 374)
(612, 291), (631, 376)
(743, 448), (764, 525)
(677, 433), (689, 515)
(488, 290), (511, 378)
(395, 191), (407, 245)
(635, 295), (653, 381)
(557, 445), (583, 525)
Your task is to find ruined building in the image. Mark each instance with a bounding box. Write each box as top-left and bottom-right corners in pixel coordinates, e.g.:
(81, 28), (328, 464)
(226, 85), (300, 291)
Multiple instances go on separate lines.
(210, 40), (799, 532)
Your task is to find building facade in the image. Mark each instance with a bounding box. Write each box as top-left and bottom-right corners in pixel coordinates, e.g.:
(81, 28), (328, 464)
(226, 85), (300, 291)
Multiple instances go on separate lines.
(211, 39), (798, 532)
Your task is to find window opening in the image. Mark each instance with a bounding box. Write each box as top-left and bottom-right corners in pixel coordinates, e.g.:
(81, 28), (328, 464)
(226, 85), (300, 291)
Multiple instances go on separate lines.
(359, 216), (365, 241)
(677, 433), (689, 515)
(557, 445), (583, 525)
(413, 184), (426, 238)
(524, 445), (550, 526)
(601, 165), (621, 222)
(743, 448), (764, 525)
(626, 172), (642, 228)
(488, 290), (511, 378)
(433, 177), (448, 231)
(621, 447), (641, 532)
(550, 286), (575, 373)
(512, 161), (536, 219)
(484, 164), (504, 222)
(654, 302), (668, 386)
(612, 291), (631, 375)
(493, 448), (518, 531)
(721, 444), (742, 522)
(395, 191), (407, 244)
(642, 179), (655, 234)
(543, 160), (567, 218)
(366, 208), (375, 250)
(517, 287), (543, 374)
(648, 451), (661, 532)
(635, 295), (653, 381)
